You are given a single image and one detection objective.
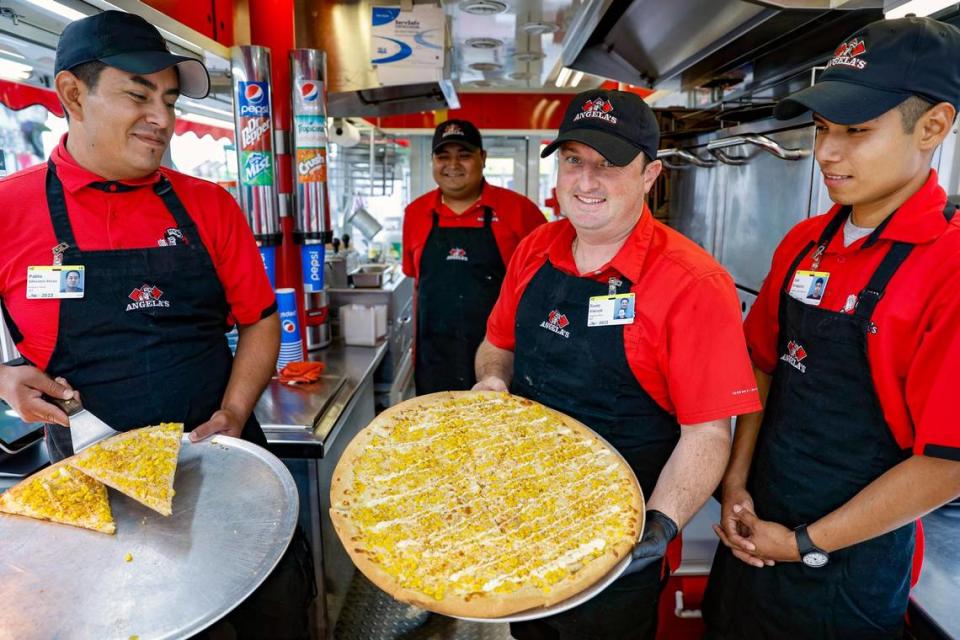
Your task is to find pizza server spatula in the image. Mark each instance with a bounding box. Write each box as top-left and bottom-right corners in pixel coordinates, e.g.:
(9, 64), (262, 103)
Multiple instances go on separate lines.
(44, 395), (119, 453)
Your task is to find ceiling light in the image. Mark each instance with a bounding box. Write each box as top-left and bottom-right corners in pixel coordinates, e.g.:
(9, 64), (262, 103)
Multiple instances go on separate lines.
(569, 71), (584, 87)
(514, 51), (545, 62)
(23, 0), (88, 21)
(522, 21), (559, 35)
(469, 61), (503, 72)
(468, 79), (494, 88)
(556, 67), (572, 87)
(884, 0), (956, 17)
(0, 59), (33, 82)
(0, 48), (25, 60)
(466, 37), (503, 50)
(508, 71), (530, 80)
(460, 0), (509, 16)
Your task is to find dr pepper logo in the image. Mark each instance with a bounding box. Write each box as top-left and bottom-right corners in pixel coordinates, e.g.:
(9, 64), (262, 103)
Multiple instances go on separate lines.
(540, 309), (571, 339)
(780, 340), (808, 373)
(827, 38), (867, 70)
(573, 97), (618, 125)
(126, 285), (170, 312)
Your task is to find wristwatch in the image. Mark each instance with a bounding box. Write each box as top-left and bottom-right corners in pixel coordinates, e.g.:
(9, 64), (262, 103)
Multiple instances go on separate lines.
(795, 524), (829, 568)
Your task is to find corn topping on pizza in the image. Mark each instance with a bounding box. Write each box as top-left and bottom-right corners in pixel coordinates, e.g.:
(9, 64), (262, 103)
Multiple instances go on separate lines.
(330, 391), (643, 618)
(69, 423), (183, 516)
(0, 459), (115, 534)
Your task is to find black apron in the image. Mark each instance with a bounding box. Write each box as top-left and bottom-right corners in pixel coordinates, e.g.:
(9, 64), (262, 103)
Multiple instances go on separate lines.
(703, 204), (955, 640)
(415, 208), (505, 394)
(34, 160), (266, 461)
(509, 261), (679, 640)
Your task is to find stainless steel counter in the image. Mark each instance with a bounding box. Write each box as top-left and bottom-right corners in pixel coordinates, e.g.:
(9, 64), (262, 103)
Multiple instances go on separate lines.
(910, 505), (960, 639)
(255, 339), (388, 458)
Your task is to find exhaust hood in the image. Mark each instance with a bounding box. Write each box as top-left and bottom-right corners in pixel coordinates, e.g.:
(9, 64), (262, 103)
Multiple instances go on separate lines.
(562, 0), (882, 97)
(299, 0), (459, 117)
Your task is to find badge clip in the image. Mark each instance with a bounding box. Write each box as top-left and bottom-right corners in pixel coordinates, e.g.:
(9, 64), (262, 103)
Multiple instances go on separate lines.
(607, 277), (622, 296)
(51, 242), (70, 266)
(810, 244), (826, 271)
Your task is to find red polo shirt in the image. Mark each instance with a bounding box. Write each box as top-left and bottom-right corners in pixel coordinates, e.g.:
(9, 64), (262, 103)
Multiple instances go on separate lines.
(486, 207), (762, 426)
(402, 182), (546, 280)
(744, 170), (960, 460)
(0, 137), (275, 371)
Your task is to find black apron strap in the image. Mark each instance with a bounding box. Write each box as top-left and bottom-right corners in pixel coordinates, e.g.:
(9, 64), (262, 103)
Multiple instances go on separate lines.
(45, 160), (78, 247)
(943, 203), (957, 222)
(0, 299), (22, 345)
(153, 178), (204, 246)
(482, 207), (494, 228)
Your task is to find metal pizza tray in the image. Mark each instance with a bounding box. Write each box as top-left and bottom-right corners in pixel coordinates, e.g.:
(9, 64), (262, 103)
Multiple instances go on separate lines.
(0, 434), (299, 640)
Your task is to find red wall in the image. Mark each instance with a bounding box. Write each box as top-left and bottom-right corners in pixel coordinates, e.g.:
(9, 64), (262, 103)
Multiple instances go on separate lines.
(142, 0), (234, 45)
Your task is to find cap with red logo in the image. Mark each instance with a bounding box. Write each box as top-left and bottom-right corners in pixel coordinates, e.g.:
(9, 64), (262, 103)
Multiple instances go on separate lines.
(432, 119), (483, 153)
(541, 89), (659, 166)
(775, 16), (960, 125)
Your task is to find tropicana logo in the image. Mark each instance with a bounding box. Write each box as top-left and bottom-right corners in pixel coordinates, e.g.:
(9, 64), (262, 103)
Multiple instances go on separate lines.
(827, 38), (867, 70)
(540, 309), (571, 338)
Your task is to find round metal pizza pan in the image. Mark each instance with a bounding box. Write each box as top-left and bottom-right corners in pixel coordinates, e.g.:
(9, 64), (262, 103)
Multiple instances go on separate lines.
(0, 434), (299, 640)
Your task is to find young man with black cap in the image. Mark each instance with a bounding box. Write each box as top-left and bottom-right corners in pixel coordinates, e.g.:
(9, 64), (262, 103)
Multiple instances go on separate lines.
(402, 119), (544, 394)
(0, 11), (313, 637)
(473, 90), (761, 639)
(704, 16), (960, 640)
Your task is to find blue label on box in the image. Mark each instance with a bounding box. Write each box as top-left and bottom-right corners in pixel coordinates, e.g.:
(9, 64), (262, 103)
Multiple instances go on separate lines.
(301, 244), (325, 292)
(259, 246), (276, 289)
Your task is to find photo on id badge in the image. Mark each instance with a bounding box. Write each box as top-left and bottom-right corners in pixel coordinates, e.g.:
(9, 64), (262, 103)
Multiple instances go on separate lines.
(789, 270), (829, 306)
(60, 269), (84, 295)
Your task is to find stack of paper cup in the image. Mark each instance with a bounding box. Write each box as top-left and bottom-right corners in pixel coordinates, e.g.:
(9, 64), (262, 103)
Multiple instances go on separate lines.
(276, 288), (304, 369)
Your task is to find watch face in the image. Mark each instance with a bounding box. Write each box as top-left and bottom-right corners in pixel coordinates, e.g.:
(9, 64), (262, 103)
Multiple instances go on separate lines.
(803, 551), (829, 568)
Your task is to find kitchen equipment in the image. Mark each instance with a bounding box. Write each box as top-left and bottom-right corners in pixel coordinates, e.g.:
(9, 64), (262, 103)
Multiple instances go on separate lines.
(0, 434), (299, 639)
(340, 304), (387, 347)
(345, 206), (383, 241)
(305, 289), (332, 351)
(45, 395), (119, 453)
(350, 264), (393, 288)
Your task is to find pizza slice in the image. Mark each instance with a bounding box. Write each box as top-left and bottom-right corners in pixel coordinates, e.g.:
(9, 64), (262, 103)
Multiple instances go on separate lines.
(69, 423), (184, 516)
(0, 460), (115, 534)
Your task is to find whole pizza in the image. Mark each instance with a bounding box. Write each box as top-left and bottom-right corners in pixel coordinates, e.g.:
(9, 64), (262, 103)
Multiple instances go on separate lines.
(330, 391), (644, 618)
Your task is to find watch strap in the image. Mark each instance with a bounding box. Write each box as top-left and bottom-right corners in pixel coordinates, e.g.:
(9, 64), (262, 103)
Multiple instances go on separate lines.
(794, 524), (817, 555)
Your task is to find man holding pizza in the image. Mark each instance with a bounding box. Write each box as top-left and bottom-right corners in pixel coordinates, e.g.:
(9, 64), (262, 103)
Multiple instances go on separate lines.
(474, 89), (761, 639)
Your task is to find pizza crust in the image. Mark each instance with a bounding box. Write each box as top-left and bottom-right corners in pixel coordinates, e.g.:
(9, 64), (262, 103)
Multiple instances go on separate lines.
(330, 391), (644, 619)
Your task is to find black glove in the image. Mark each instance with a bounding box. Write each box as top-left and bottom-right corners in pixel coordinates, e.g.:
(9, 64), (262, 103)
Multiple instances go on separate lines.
(622, 509), (678, 577)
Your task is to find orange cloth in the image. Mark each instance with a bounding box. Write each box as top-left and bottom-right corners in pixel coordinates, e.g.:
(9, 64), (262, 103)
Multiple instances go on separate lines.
(279, 361), (324, 384)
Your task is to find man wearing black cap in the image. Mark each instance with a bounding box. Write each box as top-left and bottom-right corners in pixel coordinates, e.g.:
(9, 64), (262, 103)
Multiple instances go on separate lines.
(0, 11), (313, 638)
(402, 119), (544, 394)
(704, 16), (960, 639)
(473, 90), (761, 639)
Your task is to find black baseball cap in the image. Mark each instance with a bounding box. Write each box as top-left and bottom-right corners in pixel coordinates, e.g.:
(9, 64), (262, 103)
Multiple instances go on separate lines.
(776, 17), (960, 125)
(55, 10), (210, 99)
(541, 89), (659, 166)
(432, 119), (483, 153)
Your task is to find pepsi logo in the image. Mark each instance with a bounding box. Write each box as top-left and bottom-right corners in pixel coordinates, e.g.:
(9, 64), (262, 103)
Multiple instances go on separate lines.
(282, 320), (297, 333)
(245, 84), (265, 104)
(300, 82), (320, 103)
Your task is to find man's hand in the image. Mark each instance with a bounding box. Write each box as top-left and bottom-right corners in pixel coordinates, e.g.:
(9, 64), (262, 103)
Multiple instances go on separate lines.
(712, 485), (775, 568)
(189, 408), (244, 442)
(472, 376), (508, 392)
(716, 504), (799, 566)
(622, 510), (678, 577)
(0, 365), (74, 426)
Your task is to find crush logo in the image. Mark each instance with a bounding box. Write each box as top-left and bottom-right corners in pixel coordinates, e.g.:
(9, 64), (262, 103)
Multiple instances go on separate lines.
(780, 340), (808, 373)
(573, 97), (617, 125)
(238, 82), (270, 118)
(540, 309), (570, 339)
(827, 38), (867, 70)
(126, 285), (170, 311)
(446, 247), (468, 262)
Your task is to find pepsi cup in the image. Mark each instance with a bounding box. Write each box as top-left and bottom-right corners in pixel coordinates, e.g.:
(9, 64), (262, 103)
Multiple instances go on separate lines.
(259, 245), (276, 289)
(275, 288), (304, 370)
(301, 243), (325, 292)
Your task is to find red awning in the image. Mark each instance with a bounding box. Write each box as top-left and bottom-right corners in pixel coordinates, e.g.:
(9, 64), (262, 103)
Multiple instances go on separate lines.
(174, 119), (234, 142)
(0, 79), (64, 116)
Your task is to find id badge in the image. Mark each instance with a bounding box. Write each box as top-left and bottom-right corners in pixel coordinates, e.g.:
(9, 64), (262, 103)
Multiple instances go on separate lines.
(26, 265), (85, 299)
(788, 270), (829, 306)
(588, 292), (635, 327)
